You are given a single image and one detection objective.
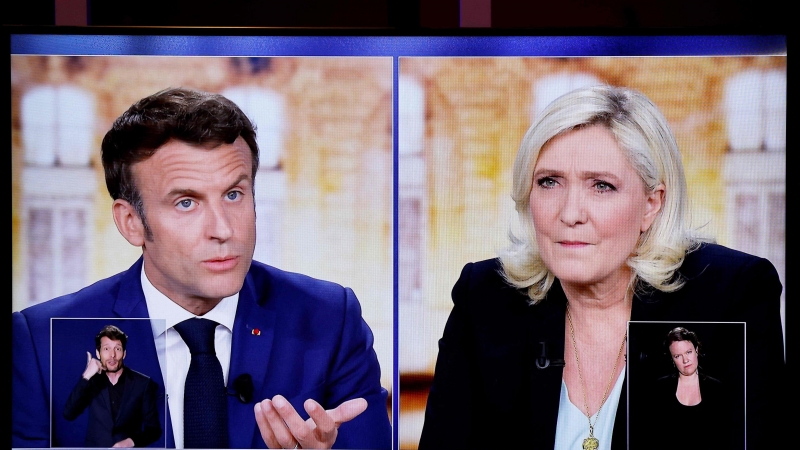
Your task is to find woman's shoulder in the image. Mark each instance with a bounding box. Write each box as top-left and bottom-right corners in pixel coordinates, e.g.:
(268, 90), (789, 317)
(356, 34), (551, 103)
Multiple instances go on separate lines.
(451, 258), (531, 307)
(455, 258), (508, 288)
(680, 243), (779, 280)
(685, 242), (763, 264)
(654, 373), (678, 386)
(699, 372), (724, 386)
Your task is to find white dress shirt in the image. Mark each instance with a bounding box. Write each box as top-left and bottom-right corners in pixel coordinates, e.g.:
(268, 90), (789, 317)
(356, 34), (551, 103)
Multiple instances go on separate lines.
(141, 263), (238, 449)
(554, 366), (625, 450)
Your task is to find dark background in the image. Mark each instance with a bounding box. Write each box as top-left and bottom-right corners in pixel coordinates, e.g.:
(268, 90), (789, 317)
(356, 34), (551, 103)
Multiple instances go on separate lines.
(627, 321), (746, 448)
(3, 0), (791, 29)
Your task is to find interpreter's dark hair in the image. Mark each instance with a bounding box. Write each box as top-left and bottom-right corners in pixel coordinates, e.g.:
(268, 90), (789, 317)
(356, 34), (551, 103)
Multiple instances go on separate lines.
(95, 325), (129, 352)
(101, 87), (259, 239)
(663, 326), (703, 359)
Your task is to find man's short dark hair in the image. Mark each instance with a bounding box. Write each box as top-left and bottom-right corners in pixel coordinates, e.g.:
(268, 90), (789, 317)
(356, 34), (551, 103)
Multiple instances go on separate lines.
(95, 325), (128, 352)
(100, 87), (260, 238)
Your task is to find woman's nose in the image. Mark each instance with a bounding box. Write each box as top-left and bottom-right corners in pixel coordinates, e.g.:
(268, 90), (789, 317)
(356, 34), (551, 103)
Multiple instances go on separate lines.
(559, 187), (587, 226)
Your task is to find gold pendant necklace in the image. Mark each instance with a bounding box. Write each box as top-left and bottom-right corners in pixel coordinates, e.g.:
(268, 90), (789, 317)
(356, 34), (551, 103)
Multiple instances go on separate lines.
(566, 303), (627, 450)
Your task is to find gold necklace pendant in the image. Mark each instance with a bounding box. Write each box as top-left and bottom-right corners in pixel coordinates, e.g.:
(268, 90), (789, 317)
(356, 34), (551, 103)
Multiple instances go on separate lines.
(567, 303), (626, 450)
(582, 425), (599, 450)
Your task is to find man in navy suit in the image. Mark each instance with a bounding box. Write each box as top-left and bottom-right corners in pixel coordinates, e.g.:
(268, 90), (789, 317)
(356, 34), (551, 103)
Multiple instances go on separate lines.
(63, 325), (161, 447)
(12, 87), (391, 449)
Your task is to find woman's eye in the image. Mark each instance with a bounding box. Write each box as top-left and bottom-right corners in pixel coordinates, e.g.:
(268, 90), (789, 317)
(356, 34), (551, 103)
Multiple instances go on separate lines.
(537, 177), (557, 188)
(594, 181), (616, 192)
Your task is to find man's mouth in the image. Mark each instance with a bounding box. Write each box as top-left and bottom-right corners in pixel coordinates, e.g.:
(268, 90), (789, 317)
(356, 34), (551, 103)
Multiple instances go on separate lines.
(203, 256), (238, 271)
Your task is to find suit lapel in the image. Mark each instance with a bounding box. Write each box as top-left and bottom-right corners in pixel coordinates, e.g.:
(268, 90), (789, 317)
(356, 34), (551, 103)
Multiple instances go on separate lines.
(111, 258), (149, 319)
(114, 367), (137, 425)
(524, 283), (567, 448)
(227, 271), (277, 449)
(609, 290), (666, 449)
(98, 379), (113, 422)
(110, 258), (173, 447)
(114, 369), (132, 424)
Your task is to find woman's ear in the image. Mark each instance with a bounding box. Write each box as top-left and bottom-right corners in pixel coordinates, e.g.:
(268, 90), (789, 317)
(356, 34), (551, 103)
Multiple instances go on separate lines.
(112, 199), (146, 247)
(641, 183), (665, 233)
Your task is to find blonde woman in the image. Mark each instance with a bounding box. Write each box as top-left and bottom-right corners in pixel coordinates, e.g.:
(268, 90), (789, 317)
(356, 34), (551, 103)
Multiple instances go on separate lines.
(419, 85), (785, 449)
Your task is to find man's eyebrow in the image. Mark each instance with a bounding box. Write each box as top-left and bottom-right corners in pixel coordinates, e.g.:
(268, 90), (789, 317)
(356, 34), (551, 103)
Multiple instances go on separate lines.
(166, 174), (252, 199)
(167, 188), (201, 198)
(225, 174), (251, 192)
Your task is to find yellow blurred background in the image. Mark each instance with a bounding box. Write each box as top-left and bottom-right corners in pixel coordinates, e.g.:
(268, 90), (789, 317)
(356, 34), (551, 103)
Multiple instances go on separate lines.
(10, 55), (395, 399)
(397, 55), (786, 449)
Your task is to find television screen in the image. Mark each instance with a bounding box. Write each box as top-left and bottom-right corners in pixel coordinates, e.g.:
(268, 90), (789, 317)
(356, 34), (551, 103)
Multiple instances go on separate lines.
(6, 27), (786, 449)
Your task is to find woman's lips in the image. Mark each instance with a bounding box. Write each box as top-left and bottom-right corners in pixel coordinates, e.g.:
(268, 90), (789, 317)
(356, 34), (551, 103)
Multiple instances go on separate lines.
(203, 256), (238, 272)
(558, 241), (590, 247)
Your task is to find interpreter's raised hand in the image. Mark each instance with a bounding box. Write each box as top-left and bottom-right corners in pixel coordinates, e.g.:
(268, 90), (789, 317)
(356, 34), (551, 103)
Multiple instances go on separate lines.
(82, 351), (103, 380)
(254, 395), (368, 449)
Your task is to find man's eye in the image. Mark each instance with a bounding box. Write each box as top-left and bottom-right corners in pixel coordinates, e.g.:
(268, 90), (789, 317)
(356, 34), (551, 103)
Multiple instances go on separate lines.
(177, 199), (194, 209)
(227, 191), (240, 200)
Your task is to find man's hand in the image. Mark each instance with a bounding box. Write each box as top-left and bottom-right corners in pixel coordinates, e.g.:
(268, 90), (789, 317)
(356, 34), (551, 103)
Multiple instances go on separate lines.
(254, 395), (367, 449)
(111, 438), (134, 447)
(82, 351), (103, 380)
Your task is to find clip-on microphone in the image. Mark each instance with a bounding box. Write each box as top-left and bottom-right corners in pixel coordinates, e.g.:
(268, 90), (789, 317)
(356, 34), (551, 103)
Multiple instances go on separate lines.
(228, 373), (254, 403)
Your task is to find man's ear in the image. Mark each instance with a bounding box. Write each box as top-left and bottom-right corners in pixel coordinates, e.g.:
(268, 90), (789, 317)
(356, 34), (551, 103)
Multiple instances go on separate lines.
(122, 350), (127, 360)
(112, 199), (146, 247)
(96, 349), (100, 359)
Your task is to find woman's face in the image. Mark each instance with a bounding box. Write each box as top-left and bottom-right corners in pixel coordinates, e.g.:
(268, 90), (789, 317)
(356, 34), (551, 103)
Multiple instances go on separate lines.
(669, 339), (699, 376)
(529, 125), (663, 292)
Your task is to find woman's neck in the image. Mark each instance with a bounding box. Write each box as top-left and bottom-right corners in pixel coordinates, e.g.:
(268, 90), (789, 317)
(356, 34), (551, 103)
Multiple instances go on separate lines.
(562, 284), (633, 333)
(678, 371), (700, 382)
(676, 372), (702, 406)
(563, 293), (630, 417)
(560, 270), (634, 314)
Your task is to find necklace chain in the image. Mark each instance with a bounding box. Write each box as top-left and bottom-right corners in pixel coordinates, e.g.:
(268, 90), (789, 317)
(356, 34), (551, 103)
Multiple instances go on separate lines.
(566, 303), (627, 444)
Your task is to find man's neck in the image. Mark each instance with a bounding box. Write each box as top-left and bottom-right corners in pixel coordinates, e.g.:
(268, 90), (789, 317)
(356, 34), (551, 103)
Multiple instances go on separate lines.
(106, 367), (124, 385)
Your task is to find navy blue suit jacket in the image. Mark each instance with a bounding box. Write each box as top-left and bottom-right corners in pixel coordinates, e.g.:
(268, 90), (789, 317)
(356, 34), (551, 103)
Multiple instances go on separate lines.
(418, 243), (785, 449)
(12, 258), (391, 449)
(62, 367), (161, 447)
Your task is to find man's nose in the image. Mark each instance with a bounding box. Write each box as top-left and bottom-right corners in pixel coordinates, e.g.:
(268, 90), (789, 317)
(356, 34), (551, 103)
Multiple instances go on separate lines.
(207, 201), (234, 241)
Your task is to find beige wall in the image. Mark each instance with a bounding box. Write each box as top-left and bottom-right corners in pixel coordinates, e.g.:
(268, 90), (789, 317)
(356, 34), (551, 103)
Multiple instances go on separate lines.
(400, 55), (786, 317)
(396, 55), (786, 449)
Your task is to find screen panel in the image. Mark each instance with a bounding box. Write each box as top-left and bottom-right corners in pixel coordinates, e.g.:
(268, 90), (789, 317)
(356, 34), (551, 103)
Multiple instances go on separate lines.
(6, 27), (786, 450)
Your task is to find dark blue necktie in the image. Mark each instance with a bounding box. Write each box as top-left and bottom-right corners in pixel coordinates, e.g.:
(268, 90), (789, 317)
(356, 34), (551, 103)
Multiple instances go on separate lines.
(174, 318), (229, 449)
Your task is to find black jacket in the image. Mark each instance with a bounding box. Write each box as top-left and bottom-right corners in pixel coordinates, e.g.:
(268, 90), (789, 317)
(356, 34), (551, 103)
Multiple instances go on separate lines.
(63, 367), (161, 447)
(419, 243), (785, 449)
(642, 371), (740, 450)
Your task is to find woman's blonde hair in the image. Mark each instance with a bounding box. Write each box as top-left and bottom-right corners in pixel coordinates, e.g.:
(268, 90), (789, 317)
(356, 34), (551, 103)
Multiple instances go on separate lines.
(499, 85), (708, 304)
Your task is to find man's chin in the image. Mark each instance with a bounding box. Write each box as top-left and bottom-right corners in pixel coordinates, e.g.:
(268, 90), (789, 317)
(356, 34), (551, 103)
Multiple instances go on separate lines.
(104, 364), (124, 374)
